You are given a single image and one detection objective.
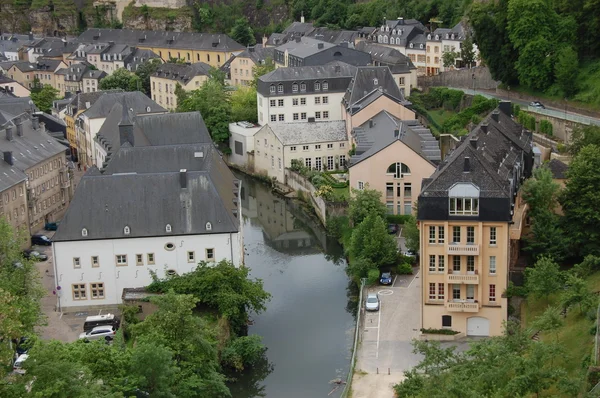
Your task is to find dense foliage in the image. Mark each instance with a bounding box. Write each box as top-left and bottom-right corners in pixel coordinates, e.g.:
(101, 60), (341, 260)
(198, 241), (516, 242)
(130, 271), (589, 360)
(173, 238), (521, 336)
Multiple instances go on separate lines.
(30, 84), (59, 113)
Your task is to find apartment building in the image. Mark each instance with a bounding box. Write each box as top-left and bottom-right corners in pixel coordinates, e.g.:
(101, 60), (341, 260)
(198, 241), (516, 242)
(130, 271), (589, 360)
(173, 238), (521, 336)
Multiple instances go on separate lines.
(256, 61), (357, 125)
(418, 101), (533, 337)
(264, 19), (358, 47)
(83, 42), (161, 74)
(229, 45), (274, 87)
(75, 29), (245, 68)
(150, 62), (212, 110)
(55, 64), (106, 97)
(0, 75), (30, 97)
(0, 153), (29, 234)
(273, 37), (371, 68)
(425, 22), (480, 75)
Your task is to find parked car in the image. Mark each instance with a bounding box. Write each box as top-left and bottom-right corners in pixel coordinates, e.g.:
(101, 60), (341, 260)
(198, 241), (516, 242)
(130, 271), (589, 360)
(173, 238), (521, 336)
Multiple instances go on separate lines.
(387, 224), (399, 235)
(529, 101), (545, 109)
(44, 222), (59, 231)
(22, 250), (48, 262)
(83, 314), (119, 333)
(79, 326), (116, 342)
(380, 272), (393, 285)
(401, 249), (417, 258)
(31, 235), (51, 246)
(15, 337), (31, 356)
(365, 293), (380, 311)
(13, 354), (28, 375)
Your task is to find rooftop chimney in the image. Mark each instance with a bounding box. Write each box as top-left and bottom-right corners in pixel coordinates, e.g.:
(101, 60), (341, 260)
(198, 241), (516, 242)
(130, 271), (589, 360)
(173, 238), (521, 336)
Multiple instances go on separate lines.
(5, 125), (13, 141)
(118, 105), (134, 146)
(498, 100), (511, 116)
(480, 122), (488, 134)
(301, 11), (305, 24)
(3, 151), (12, 165)
(248, 46), (255, 53)
(28, 32), (33, 41)
(295, 36), (301, 43)
(463, 157), (470, 172)
(32, 116), (39, 130)
(491, 110), (499, 122)
(318, 43), (324, 49)
(469, 138), (477, 149)
(394, 129), (400, 137)
(15, 117), (23, 137)
(262, 35), (267, 46)
(369, 119), (374, 128)
(179, 169), (187, 188)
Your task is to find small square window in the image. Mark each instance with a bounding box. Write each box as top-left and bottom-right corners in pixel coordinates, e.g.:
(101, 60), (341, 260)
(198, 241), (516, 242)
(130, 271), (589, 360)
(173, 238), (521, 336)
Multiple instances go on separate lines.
(91, 256), (99, 268)
(90, 283), (104, 299)
(116, 254), (127, 266)
(72, 283), (86, 300)
(323, 111), (329, 119)
(136, 254), (143, 266)
(301, 112), (307, 120)
(73, 257), (81, 268)
(303, 145), (309, 151)
(187, 251), (195, 263)
(315, 112), (321, 119)
(315, 144), (321, 150)
(300, 98), (306, 105)
(327, 143), (333, 149)
(278, 99), (284, 107)
(270, 99), (276, 107)
(147, 253), (155, 264)
(206, 248), (215, 262)
(315, 97), (321, 105)
(270, 115), (277, 122)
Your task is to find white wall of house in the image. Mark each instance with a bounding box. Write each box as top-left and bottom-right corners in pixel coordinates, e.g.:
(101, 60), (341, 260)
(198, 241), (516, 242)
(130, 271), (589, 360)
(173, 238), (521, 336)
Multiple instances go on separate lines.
(53, 232), (242, 310)
(228, 122), (260, 168)
(257, 92), (345, 126)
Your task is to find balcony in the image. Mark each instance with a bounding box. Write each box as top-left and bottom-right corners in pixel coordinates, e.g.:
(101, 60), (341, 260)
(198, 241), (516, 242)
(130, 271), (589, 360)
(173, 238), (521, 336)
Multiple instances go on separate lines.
(447, 244), (479, 256)
(446, 272), (479, 284)
(61, 180), (71, 189)
(446, 301), (479, 312)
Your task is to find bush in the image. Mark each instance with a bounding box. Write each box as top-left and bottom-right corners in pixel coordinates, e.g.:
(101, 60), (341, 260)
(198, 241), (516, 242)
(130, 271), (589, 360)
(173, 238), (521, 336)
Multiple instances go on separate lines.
(517, 112), (536, 131)
(504, 281), (528, 298)
(397, 262), (413, 275)
(540, 120), (553, 136)
(386, 214), (411, 225)
(367, 268), (380, 285)
(221, 335), (266, 372)
(420, 328), (460, 335)
(441, 96), (498, 133)
(326, 215), (349, 239)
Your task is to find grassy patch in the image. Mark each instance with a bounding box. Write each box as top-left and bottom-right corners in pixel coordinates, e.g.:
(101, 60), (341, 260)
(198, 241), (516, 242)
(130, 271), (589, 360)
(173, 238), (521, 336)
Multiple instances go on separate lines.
(428, 109), (457, 128)
(332, 186), (349, 201)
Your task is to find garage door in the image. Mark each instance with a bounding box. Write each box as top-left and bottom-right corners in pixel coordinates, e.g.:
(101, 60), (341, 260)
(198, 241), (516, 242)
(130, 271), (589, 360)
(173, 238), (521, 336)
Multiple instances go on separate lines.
(467, 317), (490, 336)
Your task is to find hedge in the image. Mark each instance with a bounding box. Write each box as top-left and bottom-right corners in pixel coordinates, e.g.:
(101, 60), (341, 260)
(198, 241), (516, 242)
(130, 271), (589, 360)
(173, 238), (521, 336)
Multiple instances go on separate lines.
(420, 328), (460, 335)
(386, 214), (412, 225)
(441, 95), (499, 133)
(540, 120), (553, 136)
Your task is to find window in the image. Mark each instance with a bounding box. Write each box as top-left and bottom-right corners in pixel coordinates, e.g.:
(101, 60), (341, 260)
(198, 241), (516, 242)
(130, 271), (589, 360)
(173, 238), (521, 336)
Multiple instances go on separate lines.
(315, 112), (321, 119)
(270, 115), (277, 122)
(358, 181), (364, 190)
(429, 283), (436, 300)
(315, 157), (322, 171)
(327, 156), (334, 170)
(278, 99), (284, 107)
(136, 254), (143, 266)
(323, 111), (329, 119)
(277, 84), (283, 93)
(270, 85), (275, 94)
(187, 251), (195, 263)
(404, 183), (412, 198)
(301, 145), (309, 151)
(305, 158), (312, 169)
(453, 256), (461, 272)
(438, 226), (445, 243)
(293, 113), (299, 121)
(116, 254), (127, 266)
(438, 255), (445, 272)
(206, 222), (212, 231)
(466, 285), (475, 301)
(429, 226), (436, 244)
(73, 257), (81, 268)
(467, 256), (475, 273)
(452, 226), (461, 243)
(327, 143), (333, 149)
(293, 98), (299, 106)
(147, 253), (155, 265)
(300, 98), (306, 105)
(323, 96), (328, 104)
(206, 248), (215, 261)
(166, 224), (172, 233)
(290, 146), (297, 152)
(278, 157), (282, 170)
(386, 183), (394, 198)
(292, 83), (298, 92)
(301, 112), (307, 120)
(386, 201), (394, 214)
(449, 197), (479, 215)
(489, 256), (496, 275)
(315, 144), (321, 150)
(91, 256), (99, 267)
(340, 143), (345, 148)
(467, 226), (475, 244)
(399, 77), (405, 85)
(278, 114), (284, 121)
(270, 99), (276, 107)
(489, 284), (496, 302)
(271, 156), (274, 168)
(452, 284), (461, 300)
(322, 81), (328, 90)
(300, 82), (306, 91)
(91, 283), (104, 299)
(429, 255), (436, 272)
(386, 162), (411, 177)
(315, 82), (321, 91)
(442, 315), (452, 327)
(490, 227), (497, 245)
(340, 155), (346, 167)
(315, 97), (321, 105)
(404, 201), (412, 215)
(438, 283), (445, 300)
(72, 284), (86, 300)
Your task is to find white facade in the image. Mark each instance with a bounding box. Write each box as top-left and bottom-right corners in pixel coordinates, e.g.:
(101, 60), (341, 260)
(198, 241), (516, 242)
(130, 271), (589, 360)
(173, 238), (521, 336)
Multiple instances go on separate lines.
(53, 231), (242, 310)
(228, 122), (260, 168)
(257, 91), (345, 126)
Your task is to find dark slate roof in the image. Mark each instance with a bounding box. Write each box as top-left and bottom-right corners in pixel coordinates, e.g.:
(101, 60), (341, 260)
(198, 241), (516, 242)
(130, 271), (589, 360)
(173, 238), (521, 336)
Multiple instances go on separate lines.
(431, 22), (469, 41)
(282, 22), (316, 35)
(55, 63), (97, 82)
(76, 29), (245, 52)
(0, 75), (16, 84)
(420, 103), (533, 199)
(0, 155), (27, 191)
(343, 66), (408, 111)
(547, 158), (568, 179)
(305, 28), (358, 45)
(153, 62), (212, 84)
(236, 45), (274, 64)
(82, 91), (166, 119)
(0, 97), (37, 117)
(126, 48), (161, 71)
(355, 42), (416, 73)
(10, 62), (36, 73)
(35, 57), (64, 72)
(259, 60), (356, 82)
(349, 110), (440, 167)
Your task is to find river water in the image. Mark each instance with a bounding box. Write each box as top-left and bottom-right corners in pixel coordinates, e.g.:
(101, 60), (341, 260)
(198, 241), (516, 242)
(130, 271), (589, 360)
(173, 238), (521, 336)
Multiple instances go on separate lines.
(228, 174), (355, 398)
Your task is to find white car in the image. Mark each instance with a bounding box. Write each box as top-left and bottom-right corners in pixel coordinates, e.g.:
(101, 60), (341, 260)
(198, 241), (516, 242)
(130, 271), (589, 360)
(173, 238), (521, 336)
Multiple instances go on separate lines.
(365, 293), (380, 311)
(13, 354), (28, 375)
(78, 326), (116, 341)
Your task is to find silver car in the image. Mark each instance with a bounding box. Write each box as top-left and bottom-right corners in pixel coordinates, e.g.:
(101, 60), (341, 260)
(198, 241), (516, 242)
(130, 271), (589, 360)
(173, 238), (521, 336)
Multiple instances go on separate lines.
(365, 293), (380, 311)
(79, 325), (116, 341)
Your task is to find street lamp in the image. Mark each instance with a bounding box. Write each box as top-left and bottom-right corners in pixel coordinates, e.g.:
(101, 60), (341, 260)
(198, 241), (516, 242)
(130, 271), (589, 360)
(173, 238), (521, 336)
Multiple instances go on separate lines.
(472, 73), (475, 95)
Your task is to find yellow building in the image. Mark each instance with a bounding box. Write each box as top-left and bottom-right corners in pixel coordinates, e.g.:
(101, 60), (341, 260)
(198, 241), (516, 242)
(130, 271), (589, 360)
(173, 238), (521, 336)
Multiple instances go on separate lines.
(76, 29), (245, 69)
(418, 102), (532, 337)
(150, 62), (211, 111)
(229, 45), (274, 87)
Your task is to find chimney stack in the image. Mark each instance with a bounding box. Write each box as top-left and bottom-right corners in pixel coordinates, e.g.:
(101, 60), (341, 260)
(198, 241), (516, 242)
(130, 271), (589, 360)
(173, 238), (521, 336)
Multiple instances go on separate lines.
(463, 157), (470, 172)
(15, 117), (23, 137)
(470, 138), (477, 149)
(118, 105), (134, 147)
(480, 122), (488, 134)
(179, 169), (187, 188)
(295, 36), (301, 43)
(318, 43), (324, 49)
(301, 11), (305, 24)
(3, 151), (12, 165)
(5, 125), (13, 141)
(498, 100), (511, 116)
(28, 32), (33, 41)
(32, 116), (39, 130)
(491, 110), (499, 122)
(262, 35), (267, 46)
(369, 119), (374, 128)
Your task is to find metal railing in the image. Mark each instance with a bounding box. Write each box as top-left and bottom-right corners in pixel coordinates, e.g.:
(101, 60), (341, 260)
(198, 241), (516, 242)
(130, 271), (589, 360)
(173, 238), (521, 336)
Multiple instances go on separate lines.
(528, 106), (600, 126)
(340, 278), (365, 398)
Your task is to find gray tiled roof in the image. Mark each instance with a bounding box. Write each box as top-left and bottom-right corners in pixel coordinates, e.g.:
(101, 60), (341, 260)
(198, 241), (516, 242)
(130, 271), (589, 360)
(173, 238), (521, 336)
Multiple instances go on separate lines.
(275, 36), (336, 58)
(0, 97), (37, 117)
(343, 66), (407, 111)
(126, 48), (161, 71)
(259, 61), (357, 82)
(355, 42), (416, 73)
(547, 158), (568, 179)
(306, 28), (358, 45)
(76, 29), (245, 52)
(153, 62), (212, 84)
(0, 158), (27, 192)
(263, 121), (347, 145)
(82, 91), (166, 119)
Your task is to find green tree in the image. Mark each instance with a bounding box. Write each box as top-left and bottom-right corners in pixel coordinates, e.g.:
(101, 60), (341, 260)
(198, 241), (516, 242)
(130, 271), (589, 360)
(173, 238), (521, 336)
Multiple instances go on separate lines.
(221, 335), (266, 372)
(524, 209), (567, 261)
(442, 51), (459, 68)
(554, 45), (579, 98)
(251, 57), (275, 88)
(348, 187), (387, 225)
(525, 256), (563, 298)
(460, 35), (476, 68)
(403, 214), (420, 254)
(134, 58), (163, 96)
(568, 125), (600, 156)
(99, 68), (141, 92)
(522, 166), (561, 216)
(127, 341), (179, 397)
(230, 18), (256, 47)
(532, 305), (563, 341)
(349, 213), (398, 267)
(560, 274), (596, 314)
(560, 144), (600, 256)
(30, 84), (59, 113)
(230, 86), (258, 122)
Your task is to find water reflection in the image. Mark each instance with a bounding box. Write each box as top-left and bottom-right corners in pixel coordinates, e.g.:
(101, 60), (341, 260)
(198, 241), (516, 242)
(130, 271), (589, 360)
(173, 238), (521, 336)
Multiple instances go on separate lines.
(231, 174), (354, 398)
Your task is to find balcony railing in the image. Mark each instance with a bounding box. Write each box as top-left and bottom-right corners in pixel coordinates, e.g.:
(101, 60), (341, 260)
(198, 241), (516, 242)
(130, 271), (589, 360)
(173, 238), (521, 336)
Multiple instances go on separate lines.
(446, 301), (479, 312)
(447, 244), (479, 255)
(446, 272), (479, 284)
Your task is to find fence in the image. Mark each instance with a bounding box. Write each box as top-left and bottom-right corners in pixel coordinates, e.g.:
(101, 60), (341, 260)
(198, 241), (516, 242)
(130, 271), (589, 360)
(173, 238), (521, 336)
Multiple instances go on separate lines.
(340, 278), (366, 398)
(528, 106), (600, 127)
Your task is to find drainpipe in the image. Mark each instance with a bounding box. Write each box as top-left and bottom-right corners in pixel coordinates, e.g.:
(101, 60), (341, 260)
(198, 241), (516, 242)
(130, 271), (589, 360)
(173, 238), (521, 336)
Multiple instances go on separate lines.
(230, 232), (234, 265)
(52, 242), (61, 313)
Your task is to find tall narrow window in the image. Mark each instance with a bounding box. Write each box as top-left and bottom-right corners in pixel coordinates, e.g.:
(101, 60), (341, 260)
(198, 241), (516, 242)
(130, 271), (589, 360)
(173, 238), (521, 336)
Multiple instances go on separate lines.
(429, 255), (436, 272)
(438, 226), (445, 243)
(466, 285), (475, 301)
(453, 256), (461, 272)
(489, 284), (496, 302)
(452, 226), (461, 243)
(429, 226), (436, 243)
(438, 255), (445, 272)
(490, 227), (497, 245)
(467, 256), (475, 273)
(438, 283), (445, 300)
(489, 256), (496, 275)
(429, 283), (436, 300)
(467, 226), (475, 243)
(452, 284), (461, 300)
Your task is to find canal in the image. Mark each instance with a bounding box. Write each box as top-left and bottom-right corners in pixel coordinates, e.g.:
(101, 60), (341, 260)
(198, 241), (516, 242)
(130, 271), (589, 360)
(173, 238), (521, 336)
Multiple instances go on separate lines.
(229, 174), (355, 398)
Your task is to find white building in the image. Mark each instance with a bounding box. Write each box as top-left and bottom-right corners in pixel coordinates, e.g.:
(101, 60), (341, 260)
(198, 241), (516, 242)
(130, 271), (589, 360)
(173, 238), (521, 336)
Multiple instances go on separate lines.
(254, 120), (348, 182)
(426, 22), (480, 75)
(229, 121), (261, 169)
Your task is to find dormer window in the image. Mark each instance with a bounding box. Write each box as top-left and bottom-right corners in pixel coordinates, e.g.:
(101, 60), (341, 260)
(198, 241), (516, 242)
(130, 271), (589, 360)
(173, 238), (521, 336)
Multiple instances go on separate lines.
(322, 81), (328, 90)
(206, 222), (212, 231)
(300, 82), (306, 91)
(124, 226), (130, 235)
(146, 106), (151, 111)
(420, 44), (424, 49)
(277, 83), (283, 93)
(410, 43), (414, 48)
(292, 83), (298, 92)
(435, 35), (439, 40)
(315, 81), (321, 91)
(427, 34), (431, 40)
(373, 78), (378, 85)
(448, 183), (480, 216)
(392, 29), (396, 35)
(378, 35), (383, 43)
(451, 34), (455, 40)
(82, 228), (88, 237)
(270, 84), (275, 94)
(165, 224), (172, 233)
(446, 34), (449, 39)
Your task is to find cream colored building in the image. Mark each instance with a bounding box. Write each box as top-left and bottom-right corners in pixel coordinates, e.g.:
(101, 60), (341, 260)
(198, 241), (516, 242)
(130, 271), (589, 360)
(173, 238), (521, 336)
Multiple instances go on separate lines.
(0, 170), (29, 235)
(254, 121), (349, 183)
(150, 62), (212, 111)
(229, 45), (274, 87)
(418, 102), (532, 337)
(0, 75), (30, 97)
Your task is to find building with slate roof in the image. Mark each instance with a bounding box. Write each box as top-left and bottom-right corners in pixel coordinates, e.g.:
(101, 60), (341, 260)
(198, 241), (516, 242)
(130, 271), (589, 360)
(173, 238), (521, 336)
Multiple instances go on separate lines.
(418, 101), (533, 338)
(348, 110), (439, 215)
(75, 29), (245, 68)
(425, 22), (480, 75)
(51, 110), (242, 311)
(229, 45), (275, 87)
(55, 63), (107, 97)
(0, 112), (72, 232)
(273, 36), (370, 68)
(254, 120), (348, 182)
(150, 62), (212, 110)
(0, 33), (38, 62)
(0, 74), (30, 97)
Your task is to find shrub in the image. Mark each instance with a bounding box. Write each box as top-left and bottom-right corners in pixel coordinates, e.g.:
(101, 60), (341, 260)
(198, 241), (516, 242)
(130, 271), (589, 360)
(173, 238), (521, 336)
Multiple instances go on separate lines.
(397, 262), (413, 275)
(367, 268), (380, 285)
(420, 328), (460, 335)
(540, 120), (553, 136)
(221, 335), (266, 372)
(386, 214), (411, 225)
(326, 215), (349, 240)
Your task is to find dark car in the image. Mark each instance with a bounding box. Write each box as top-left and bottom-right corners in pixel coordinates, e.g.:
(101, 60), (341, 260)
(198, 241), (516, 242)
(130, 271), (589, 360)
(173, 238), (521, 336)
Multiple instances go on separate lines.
(44, 222), (59, 231)
(31, 235), (51, 246)
(23, 250), (48, 262)
(388, 224), (399, 235)
(15, 337), (31, 356)
(380, 272), (393, 285)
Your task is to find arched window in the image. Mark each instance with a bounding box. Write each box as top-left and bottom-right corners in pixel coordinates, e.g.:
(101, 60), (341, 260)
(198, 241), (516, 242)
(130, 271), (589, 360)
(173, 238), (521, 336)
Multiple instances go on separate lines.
(409, 43), (414, 48)
(392, 29), (396, 35)
(333, 51), (342, 57)
(277, 83), (283, 93)
(124, 226), (130, 235)
(165, 224), (172, 233)
(82, 228), (88, 237)
(383, 36), (388, 44)
(446, 34), (449, 39)
(427, 34), (431, 40)
(386, 162), (411, 177)
(435, 35), (439, 40)
(378, 35), (382, 43)
(292, 82), (298, 92)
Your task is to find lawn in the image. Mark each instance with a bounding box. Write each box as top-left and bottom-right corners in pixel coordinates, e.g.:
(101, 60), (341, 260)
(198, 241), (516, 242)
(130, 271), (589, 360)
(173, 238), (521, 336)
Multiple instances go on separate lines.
(428, 109), (457, 127)
(332, 185), (349, 201)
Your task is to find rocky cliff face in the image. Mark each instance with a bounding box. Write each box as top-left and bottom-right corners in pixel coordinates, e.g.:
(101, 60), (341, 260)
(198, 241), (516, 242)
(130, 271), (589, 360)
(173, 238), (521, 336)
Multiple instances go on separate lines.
(0, 0), (79, 35)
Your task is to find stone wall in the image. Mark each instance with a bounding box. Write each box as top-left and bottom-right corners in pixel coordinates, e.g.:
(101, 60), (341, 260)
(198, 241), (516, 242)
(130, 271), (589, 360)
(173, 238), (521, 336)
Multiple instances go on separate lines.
(418, 66), (499, 91)
(284, 169), (327, 226)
